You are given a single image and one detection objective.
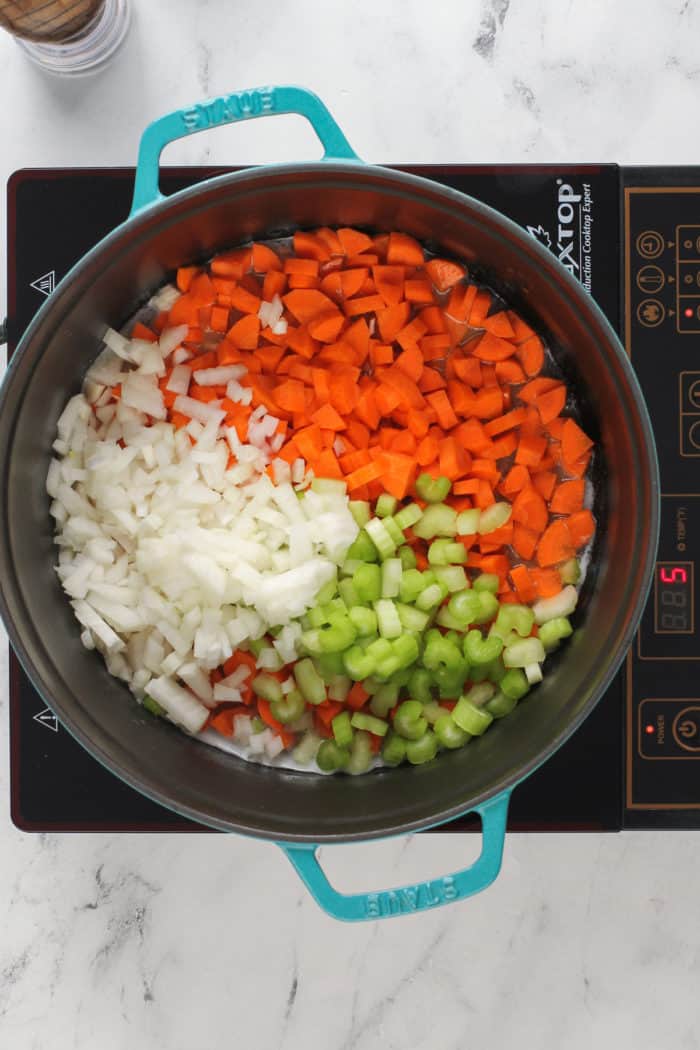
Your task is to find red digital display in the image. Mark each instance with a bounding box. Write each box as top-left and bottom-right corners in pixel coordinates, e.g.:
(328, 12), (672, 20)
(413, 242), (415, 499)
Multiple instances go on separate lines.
(655, 563), (693, 634)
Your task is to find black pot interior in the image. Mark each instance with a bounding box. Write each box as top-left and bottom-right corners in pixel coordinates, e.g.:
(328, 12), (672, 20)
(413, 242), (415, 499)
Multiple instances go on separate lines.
(0, 164), (658, 841)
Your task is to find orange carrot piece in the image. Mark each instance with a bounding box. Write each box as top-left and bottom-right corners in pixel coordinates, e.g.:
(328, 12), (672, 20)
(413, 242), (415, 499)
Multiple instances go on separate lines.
(395, 345), (424, 383)
(481, 311), (516, 340)
(472, 331), (518, 362)
(311, 403), (346, 431)
(471, 387), (504, 419)
(416, 433), (440, 466)
(512, 485), (548, 534)
(372, 265), (405, 306)
(418, 305), (448, 334)
(515, 433), (547, 468)
(484, 407), (528, 437)
(561, 418), (594, 464)
(536, 384), (567, 424)
(131, 321), (158, 342)
(209, 305), (230, 333)
(501, 464), (530, 495)
(337, 227), (374, 256)
(517, 335), (545, 377)
(512, 523), (539, 560)
(308, 309), (346, 343)
(495, 359), (526, 385)
(176, 266), (199, 293)
(374, 450), (416, 500)
(530, 567), (563, 599)
(395, 316), (428, 351)
(550, 479), (585, 514)
(404, 279), (435, 304)
(426, 389), (458, 429)
(518, 376), (560, 403)
(531, 470), (557, 501)
(445, 282), (478, 322)
(226, 314), (260, 350)
(293, 230), (331, 262)
(344, 294), (386, 317)
(377, 301), (411, 343)
(284, 257), (319, 277)
(506, 310), (536, 345)
(468, 288), (492, 326)
(438, 436), (472, 480)
(250, 242), (282, 273)
(567, 509), (595, 548)
(210, 247), (252, 279)
(537, 519), (575, 567)
(510, 564), (537, 603)
(345, 460), (385, 490)
(283, 289), (335, 324)
(418, 367), (447, 393)
(425, 257), (466, 291)
(263, 270), (287, 300)
(387, 232), (424, 266)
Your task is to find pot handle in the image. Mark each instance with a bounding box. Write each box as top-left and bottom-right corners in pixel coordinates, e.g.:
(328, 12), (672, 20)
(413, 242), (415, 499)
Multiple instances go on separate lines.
(130, 85), (359, 216)
(279, 789), (511, 922)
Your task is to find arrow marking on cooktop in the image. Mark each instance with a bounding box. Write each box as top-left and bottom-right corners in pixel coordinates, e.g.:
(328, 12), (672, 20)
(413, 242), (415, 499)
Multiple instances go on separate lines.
(33, 707), (58, 733)
(30, 270), (55, 297)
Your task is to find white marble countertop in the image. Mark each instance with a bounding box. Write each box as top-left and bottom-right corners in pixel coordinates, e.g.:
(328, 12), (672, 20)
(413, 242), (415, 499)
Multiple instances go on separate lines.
(2, 2), (700, 1047)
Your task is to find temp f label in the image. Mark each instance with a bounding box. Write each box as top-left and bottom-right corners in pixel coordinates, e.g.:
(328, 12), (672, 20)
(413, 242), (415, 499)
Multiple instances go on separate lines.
(181, 88), (276, 133)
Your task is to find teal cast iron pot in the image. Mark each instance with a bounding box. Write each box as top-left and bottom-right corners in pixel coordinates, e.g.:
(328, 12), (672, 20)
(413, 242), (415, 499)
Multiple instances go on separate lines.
(0, 87), (659, 921)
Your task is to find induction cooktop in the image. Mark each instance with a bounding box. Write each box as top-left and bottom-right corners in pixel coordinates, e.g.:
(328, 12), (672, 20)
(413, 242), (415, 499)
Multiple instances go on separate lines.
(5, 163), (699, 832)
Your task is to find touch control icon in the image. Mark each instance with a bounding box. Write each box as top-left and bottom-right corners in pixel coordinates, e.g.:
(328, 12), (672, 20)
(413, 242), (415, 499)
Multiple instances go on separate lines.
(636, 230), (665, 259)
(672, 706), (700, 752)
(637, 298), (665, 327)
(636, 265), (665, 294)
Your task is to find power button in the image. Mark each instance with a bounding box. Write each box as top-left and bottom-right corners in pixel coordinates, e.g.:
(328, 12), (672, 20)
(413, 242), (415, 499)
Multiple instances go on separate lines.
(672, 706), (700, 752)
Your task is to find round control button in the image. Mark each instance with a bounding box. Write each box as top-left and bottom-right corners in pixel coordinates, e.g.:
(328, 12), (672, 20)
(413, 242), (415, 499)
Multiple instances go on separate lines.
(689, 421), (700, 450)
(636, 265), (665, 294)
(672, 706), (700, 752)
(636, 230), (664, 259)
(688, 380), (700, 409)
(636, 298), (665, 327)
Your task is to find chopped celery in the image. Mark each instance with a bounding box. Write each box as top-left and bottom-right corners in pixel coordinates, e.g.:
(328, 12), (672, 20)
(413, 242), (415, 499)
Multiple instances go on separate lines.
(374, 599), (402, 639)
(340, 559), (364, 577)
(365, 517), (397, 559)
(478, 502), (512, 534)
(416, 473), (452, 503)
(349, 606), (378, 637)
(142, 695), (165, 717)
(343, 644), (376, 681)
(252, 673), (283, 704)
(472, 591), (500, 625)
(293, 731), (322, 765)
(432, 565), (468, 592)
(396, 602), (431, 633)
(376, 493), (398, 518)
(347, 730), (373, 775)
(383, 517), (404, 546)
(485, 691), (518, 718)
(271, 688), (306, 724)
(559, 558), (581, 585)
(452, 697), (493, 736)
(390, 633), (420, 669)
(533, 586), (578, 625)
(346, 529), (379, 563)
(494, 603), (535, 638)
(423, 632), (463, 672)
(399, 568), (427, 603)
(397, 544), (417, 571)
(318, 613), (357, 653)
(434, 664), (469, 699)
(328, 675), (352, 702)
(294, 658), (327, 704)
(415, 583), (445, 611)
(370, 680), (400, 717)
(381, 558), (403, 598)
(406, 730), (438, 764)
(315, 576), (338, 605)
(503, 637), (545, 667)
(435, 713), (470, 749)
(539, 616), (573, 651)
(317, 740), (350, 772)
(447, 589), (483, 626)
(382, 731), (407, 766)
(338, 578), (362, 608)
(408, 667), (433, 704)
(456, 508), (481, 535)
(394, 700), (428, 740)
(463, 628), (503, 666)
(314, 651), (346, 680)
(436, 606), (467, 631)
(248, 638), (267, 657)
(349, 500), (371, 527)
(351, 711), (389, 736)
(525, 662), (543, 684)
(332, 711), (354, 748)
(251, 715), (265, 733)
(412, 503), (458, 539)
(394, 502), (423, 529)
(500, 668), (530, 701)
(307, 606), (330, 628)
(422, 701), (446, 725)
(462, 682), (496, 707)
(365, 637), (394, 664)
(353, 563), (382, 603)
(428, 538), (467, 565)
(473, 573), (500, 594)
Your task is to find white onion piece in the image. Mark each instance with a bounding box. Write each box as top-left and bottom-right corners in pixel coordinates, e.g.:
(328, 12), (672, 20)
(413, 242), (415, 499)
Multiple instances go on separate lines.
(147, 675), (209, 733)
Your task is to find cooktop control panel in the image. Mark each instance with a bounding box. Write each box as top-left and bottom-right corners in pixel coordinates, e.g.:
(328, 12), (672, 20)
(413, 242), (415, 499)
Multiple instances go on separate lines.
(624, 173), (700, 825)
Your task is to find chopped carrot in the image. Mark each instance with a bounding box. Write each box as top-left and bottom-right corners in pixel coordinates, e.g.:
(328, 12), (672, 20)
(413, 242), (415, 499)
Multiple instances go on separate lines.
(337, 227), (374, 256)
(387, 232), (424, 266)
(537, 519), (574, 567)
(472, 331), (518, 362)
(530, 568), (563, 599)
(567, 509), (596, 548)
(226, 314), (260, 350)
(425, 258), (465, 291)
(517, 335), (545, 377)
